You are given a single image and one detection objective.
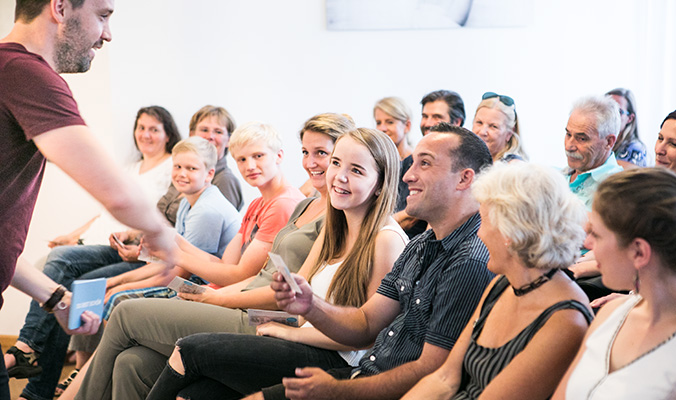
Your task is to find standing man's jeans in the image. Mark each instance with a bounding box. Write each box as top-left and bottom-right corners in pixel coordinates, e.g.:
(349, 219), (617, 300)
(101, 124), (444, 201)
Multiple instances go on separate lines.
(0, 345), (10, 400)
(17, 245), (143, 400)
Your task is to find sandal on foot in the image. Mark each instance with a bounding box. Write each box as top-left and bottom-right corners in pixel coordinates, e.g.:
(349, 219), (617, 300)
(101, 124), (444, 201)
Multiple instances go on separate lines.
(6, 346), (42, 379)
(54, 368), (79, 397)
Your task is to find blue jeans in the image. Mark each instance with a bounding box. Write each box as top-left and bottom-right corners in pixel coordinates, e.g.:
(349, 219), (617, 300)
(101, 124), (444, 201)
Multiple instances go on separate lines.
(17, 245), (143, 400)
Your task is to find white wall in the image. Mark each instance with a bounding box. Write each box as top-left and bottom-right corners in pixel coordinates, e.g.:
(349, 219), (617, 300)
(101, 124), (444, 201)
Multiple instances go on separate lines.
(1, 0), (674, 333)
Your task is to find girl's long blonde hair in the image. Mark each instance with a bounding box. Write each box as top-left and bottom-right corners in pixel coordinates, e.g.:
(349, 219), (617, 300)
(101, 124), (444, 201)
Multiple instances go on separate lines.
(307, 128), (400, 307)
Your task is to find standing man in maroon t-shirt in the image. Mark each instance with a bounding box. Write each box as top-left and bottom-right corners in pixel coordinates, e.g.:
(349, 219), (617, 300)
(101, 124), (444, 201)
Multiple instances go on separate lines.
(0, 0), (176, 398)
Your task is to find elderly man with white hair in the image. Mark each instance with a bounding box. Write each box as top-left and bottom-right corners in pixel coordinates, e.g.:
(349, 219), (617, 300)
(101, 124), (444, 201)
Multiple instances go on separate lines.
(564, 96), (623, 210)
(564, 96), (624, 301)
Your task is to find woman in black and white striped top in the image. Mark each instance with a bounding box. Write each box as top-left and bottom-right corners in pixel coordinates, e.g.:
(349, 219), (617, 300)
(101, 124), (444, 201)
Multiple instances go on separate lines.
(403, 162), (593, 400)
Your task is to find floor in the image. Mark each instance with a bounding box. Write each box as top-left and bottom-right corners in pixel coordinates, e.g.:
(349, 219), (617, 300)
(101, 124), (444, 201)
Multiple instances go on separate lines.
(1, 335), (75, 400)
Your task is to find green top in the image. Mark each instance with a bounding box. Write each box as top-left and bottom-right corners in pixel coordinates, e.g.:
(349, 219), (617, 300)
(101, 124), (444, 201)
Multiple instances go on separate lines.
(243, 197), (324, 291)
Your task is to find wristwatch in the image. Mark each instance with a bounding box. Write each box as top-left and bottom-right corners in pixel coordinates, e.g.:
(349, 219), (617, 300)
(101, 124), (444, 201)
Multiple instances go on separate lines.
(41, 285), (67, 313)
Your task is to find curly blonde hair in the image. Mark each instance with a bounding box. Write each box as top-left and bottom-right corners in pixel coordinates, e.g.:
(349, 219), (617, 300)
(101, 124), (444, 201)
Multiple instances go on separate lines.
(473, 163), (586, 269)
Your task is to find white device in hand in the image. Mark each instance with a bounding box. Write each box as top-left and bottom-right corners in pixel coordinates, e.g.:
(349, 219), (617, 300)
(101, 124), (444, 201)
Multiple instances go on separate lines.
(111, 234), (125, 248)
(268, 252), (303, 294)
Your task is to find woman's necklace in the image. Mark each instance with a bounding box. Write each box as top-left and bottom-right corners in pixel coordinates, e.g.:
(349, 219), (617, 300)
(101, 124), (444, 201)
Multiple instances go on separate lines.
(512, 268), (558, 297)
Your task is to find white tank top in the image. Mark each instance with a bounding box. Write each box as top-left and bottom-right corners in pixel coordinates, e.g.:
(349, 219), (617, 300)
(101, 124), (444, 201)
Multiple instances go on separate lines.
(566, 294), (676, 399)
(305, 224), (408, 366)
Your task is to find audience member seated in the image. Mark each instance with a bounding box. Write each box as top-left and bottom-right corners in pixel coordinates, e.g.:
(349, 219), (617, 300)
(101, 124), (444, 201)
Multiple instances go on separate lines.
(145, 127), (408, 400)
(420, 90), (466, 135)
(64, 113), (353, 400)
(157, 105), (244, 223)
(563, 95), (622, 211)
(63, 136), (242, 385)
(655, 109), (676, 171)
(374, 96), (414, 161)
(298, 114), (355, 198)
(563, 96), (623, 301)
(103, 136), (239, 305)
(48, 106), (179, 248)
(589, 109), (676, 310)
(247, 124), (494, 400)
(395, 90), (465, 238)
(403, 162), (592, 399)
(2, 105), (180, 400)
(373, 97), (417, 223)
(553, 168), (676, 399)
(471, 92), (528, 162)
(606, 88), (647, 168)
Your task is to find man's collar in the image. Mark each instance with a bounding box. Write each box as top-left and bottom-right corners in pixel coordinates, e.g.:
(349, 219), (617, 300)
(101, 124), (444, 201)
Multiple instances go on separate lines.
(430, 212), (481, 252)
(566, 152), (619, 181)
(589, 153), (619, 181)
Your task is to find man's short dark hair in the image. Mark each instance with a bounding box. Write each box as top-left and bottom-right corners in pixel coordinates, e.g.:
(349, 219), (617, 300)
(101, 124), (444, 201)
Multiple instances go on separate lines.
(421, 90), (466, 126)
(430, 122), (492, 173)
(15, 0), (85, 23)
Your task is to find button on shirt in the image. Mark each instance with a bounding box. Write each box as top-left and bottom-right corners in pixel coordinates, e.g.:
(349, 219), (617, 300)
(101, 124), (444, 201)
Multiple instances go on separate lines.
(356, 213), (494, 376)
(565, 153), (622, 211)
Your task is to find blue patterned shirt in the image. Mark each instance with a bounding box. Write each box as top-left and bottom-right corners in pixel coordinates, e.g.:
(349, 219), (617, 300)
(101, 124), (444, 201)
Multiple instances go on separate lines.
(615, 139), (647, 167)
(357, 213), (493, 376)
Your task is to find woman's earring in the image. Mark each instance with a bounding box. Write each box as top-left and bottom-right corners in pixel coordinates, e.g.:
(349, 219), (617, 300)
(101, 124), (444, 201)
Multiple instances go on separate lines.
(633, 270), (641, 294)
(375, 190), (381, 197)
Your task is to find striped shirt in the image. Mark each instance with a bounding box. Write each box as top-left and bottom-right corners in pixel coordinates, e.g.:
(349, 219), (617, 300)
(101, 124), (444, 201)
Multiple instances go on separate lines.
(357, 212), (493, 376)
(453, 276), (593, 399)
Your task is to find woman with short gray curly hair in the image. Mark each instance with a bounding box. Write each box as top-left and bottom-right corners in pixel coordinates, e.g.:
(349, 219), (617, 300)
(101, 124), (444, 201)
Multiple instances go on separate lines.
(403, 162), (593, 400)
(472, 162), (586, 270)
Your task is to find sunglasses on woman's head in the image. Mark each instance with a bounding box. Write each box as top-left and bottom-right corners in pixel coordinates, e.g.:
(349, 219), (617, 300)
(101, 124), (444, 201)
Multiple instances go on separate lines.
(482, 92), (515, 107)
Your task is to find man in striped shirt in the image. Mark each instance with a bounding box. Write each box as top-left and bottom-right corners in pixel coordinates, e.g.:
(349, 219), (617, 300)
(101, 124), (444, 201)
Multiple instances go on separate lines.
(267, 123), (495, 400)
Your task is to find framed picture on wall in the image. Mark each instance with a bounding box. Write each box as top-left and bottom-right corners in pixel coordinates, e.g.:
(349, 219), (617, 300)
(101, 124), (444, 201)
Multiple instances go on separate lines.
(326, 0), (533, 30)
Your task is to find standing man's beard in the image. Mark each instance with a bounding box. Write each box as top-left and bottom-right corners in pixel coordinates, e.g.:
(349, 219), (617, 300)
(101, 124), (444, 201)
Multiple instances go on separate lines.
(54, 17), (94, 73)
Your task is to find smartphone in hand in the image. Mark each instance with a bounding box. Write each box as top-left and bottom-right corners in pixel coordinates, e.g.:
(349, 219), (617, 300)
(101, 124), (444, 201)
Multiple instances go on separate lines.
(111, 234), (126, 248)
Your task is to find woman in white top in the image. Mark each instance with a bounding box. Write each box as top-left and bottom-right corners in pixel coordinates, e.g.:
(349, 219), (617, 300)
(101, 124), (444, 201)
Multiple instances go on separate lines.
(145, 128), (409, 400)
(126, 106), (180, 202)
(49, 105), (181, 247)
(553, 168), (676, 400)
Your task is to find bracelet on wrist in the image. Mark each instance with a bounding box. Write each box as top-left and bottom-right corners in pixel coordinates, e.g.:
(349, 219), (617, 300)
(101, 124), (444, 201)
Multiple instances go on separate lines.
(41, 285), (67, 313)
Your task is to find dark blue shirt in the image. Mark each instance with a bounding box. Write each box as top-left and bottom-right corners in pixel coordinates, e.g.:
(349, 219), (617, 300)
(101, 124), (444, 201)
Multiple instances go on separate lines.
(357, 213), (493, 375)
